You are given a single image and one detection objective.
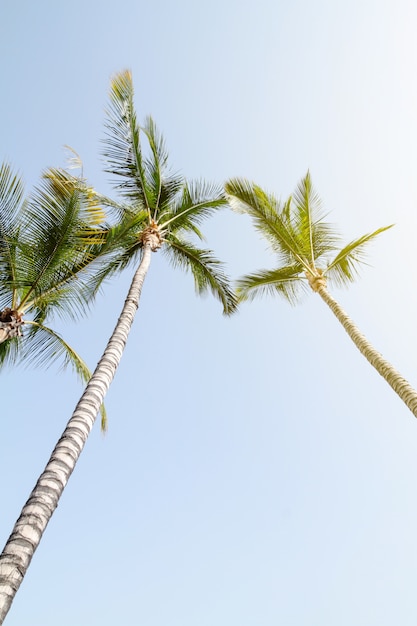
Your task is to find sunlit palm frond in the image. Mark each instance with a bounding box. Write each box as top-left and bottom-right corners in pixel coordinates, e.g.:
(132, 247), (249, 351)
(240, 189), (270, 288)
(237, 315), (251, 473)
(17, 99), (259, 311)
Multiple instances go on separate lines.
(230, 172), (393, 305)
(164, 235), (238, 315)
(43, 168), (107, 226)
(15, 172), (109, 310)
(7, 321), (107, 430)
(325, 225), (394, 287)
(236, 265), (306, 305)
(291, 172), (340, 263)
(225, 178), (309, 269)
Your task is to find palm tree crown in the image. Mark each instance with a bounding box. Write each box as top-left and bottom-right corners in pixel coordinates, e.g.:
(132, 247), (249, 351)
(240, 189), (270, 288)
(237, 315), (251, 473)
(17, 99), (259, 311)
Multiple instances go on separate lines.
(225, 172), (417, 419)
(225, 171), (392, 303)
(0, 163), (108, 385)
(84, 70), (237, 314)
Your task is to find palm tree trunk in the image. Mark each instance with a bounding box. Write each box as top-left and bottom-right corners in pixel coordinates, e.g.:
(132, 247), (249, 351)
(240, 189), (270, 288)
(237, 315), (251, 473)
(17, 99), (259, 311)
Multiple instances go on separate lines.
(317, 285), (417, 418)
(0, 243), (152, 623)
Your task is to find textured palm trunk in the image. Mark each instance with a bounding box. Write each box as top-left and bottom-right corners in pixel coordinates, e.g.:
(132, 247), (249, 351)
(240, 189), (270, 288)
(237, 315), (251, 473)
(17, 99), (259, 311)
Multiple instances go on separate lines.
(0, 243), (152, 623)
(317, 285), (417, 418)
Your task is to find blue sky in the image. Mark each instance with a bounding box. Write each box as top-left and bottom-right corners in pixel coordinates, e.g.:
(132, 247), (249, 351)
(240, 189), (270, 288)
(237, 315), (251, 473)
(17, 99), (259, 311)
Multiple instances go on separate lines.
(2, 0), (417, 624)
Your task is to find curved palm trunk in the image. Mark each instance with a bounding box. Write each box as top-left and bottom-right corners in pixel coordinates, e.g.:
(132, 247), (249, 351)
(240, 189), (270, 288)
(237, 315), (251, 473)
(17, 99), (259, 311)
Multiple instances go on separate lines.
(317, 285), (417, 418)
(0, 243), (152, 623)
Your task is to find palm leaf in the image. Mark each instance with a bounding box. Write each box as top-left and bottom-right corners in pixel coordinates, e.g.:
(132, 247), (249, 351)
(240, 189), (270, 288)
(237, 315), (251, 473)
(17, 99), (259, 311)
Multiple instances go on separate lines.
(164, 235), (238, 315)
(225, 178), (309, 269)
(75, 211), (151, 302)
(24, 321), (107, 430)
(141, 116), (171, 214)
(0, 163), (25, 309)
(15, 172), (109, 314)
(236, 265), (306, 305)
(160, 180), (227, 237)
(102, 70), (151, 209)
(291, 172), (340, 264)
(325, 225), (394, 287)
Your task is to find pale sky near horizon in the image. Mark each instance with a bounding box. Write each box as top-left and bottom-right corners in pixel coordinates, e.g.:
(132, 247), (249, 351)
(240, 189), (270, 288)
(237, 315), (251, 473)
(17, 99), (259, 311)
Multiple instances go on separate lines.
(2, 1), (417, 625)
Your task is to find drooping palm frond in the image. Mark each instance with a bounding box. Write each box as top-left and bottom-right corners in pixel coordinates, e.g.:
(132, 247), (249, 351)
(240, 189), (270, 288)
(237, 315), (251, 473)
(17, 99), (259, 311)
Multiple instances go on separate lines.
(325, 225), (394, 287)
(23, 321), (91, 381)
(0, 321), (107, 429)
(164, 234), (238, 315)
(236, 265), (307, 305)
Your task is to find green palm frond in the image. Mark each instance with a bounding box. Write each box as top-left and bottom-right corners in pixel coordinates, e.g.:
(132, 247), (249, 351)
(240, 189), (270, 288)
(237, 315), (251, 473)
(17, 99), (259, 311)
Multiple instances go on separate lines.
(0, 335), (19, 368)
(236, 265), (307, 305)
(225, 178), (309, 269)
(103, 70), (150, 209)
(160, 180), (227, 237)
(0, 163), (25, 309)
(22, 321), (91, 381)
(142, 116), (172, 214)
(325, 225), (394, 287)
(0, 163), (24, 238)
(291, 172), (340, 263)
(43, 168), (106, 226)
(75, 211), (151, 302)
(164, 235), (238, 315)
(15, 171), (109, 314)
(24, 321), (107, 430)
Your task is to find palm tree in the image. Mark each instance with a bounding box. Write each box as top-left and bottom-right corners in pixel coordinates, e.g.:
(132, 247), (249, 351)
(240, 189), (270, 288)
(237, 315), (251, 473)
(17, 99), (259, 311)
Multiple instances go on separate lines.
(0, 161), (109, 404)
(0, 70), (237, 622)
(225, 171), (417, 417)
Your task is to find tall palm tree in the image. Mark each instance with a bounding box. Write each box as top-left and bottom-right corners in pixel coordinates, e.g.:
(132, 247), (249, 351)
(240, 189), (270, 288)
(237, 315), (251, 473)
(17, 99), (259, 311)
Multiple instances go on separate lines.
(0, 161), (109, 403)
(0, 70), (237, 622)
(225, 171), (417, 417)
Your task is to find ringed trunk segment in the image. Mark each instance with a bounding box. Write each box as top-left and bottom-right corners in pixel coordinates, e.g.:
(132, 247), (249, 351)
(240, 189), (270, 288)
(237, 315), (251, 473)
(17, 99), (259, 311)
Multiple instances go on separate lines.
(316, 285), (417, 419)
(0, 309), (23, 344)
(0, 244), (153, 623)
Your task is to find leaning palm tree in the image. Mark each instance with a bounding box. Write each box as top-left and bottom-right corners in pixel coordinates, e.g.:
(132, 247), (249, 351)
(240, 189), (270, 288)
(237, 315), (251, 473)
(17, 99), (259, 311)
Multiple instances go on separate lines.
(0, 161), (109, 401)
(225, 171), (417, 417)
(0, 70), (237, 622)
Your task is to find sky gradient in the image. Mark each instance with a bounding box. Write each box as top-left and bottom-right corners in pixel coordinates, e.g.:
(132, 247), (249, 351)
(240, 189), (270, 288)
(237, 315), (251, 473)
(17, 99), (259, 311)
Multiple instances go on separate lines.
(2, 1), (417, 624)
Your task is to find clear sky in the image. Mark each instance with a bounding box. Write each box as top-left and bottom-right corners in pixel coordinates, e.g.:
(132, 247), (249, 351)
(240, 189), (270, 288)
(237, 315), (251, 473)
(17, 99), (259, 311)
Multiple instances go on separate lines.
(2, 0), (417, 624)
